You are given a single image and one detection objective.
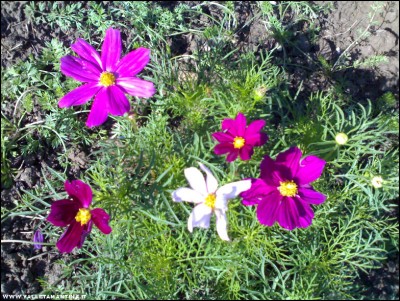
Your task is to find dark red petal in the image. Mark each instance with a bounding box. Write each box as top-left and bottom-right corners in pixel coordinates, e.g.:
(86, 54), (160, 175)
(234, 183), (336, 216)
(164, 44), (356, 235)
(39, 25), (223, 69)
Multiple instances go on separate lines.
(256, 191), (283, 226)
(239, 145), (254, 161)
(245, 119), (266, 136)
(65, 180), (93, 208)
(297, 188), (326, 205)
(212, 132), (234, 143)
(245, 132), (268, 147)
(47, 199), (80, 227)
(240, 178), (275, 206)
(91, 208), (112, 234)
(77, 220), (93, 249)
(260, 155), (284, 186)
(214, 142), (234, 155)
(234, 112), (247, 136)
(56, 220), (84, 253)
(226, 149), (239, 162)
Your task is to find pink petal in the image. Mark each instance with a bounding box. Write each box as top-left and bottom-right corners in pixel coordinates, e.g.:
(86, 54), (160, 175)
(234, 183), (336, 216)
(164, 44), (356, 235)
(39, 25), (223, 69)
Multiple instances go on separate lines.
(245, 119), (266, 135)
(212, 132), (233, 143)
(47, 199), (80, 227)
(277, 197), (314, 230)
(245, 132), (268, 147)
(71, 38), (102, 69)
(86, 88), (109, 127)
(295, 155), (326, 185)
(276, 147), (303, 179)
(60, 55), (100, 82)
(256, 191), (283, 226)
(101, 28), (121, 71)
(234, 112), (247, 136)
(239, 145), (254, 161)
(240, 178), (276, 206)
(91, 208), (112, 234)
(221, 118), (237, 135)
(214, 142), (234, 155)
(58, 82), (101, 108)
(116, 77), (156, 98)
(65, 180), (93, 208)
(105, 86), (130, 116)
(116, 47), (151, 77)
(297, 187), (326, 205)
(259, 155), (284, 186)
(226, 149), (239, 162)
(56, 220), (83, 253)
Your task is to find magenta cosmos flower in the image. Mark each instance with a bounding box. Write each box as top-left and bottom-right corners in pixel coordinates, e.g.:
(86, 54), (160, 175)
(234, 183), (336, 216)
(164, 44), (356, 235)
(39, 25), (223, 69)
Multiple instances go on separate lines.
(47, 180), (112, 253)
(240, 146), (326, 230)
(212, 112), (268, 162)
(59, 27), (156, 127)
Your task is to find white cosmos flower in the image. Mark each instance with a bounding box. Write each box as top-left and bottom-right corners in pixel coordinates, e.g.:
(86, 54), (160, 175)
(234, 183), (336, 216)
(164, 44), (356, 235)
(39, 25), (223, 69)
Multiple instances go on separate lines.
(172, 162), (251, 241)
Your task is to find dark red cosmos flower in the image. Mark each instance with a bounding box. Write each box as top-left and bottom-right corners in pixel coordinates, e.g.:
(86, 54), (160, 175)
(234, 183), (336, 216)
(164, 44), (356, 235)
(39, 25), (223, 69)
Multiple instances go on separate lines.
(47, 180), (112, 253)
(212, 112), (268, 162)
(240, 146), (326, 230)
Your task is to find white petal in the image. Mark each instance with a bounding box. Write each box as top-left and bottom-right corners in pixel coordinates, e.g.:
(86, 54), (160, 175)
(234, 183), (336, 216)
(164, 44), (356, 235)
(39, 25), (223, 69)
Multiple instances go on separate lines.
(198, 162), (219, 194)
(187, 203), (212, 232)
(215, 209), (230, 241)
(184, 167), (207, 195)
(216, 180), (252, 200)
(171, 187), (205, 203)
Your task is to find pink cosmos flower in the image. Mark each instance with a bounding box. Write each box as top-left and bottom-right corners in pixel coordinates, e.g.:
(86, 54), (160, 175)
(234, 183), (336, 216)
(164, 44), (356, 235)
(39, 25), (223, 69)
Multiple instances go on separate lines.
(59, 27), (156, 127)
(212, 112), (268, 162)
(172, 162), (251, 241)
(240, 146), (326, 230)
(47, 180), (112, 253)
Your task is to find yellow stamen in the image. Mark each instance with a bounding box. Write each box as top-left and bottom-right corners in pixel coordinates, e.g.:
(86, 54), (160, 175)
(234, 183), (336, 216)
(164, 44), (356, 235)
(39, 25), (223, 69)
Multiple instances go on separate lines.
(233, 136), (245, 149)
(99, 71), (116, 87)
(204, 194), (216, 209)
(75, 208), (91, 226)
(278, 180), (298, 197)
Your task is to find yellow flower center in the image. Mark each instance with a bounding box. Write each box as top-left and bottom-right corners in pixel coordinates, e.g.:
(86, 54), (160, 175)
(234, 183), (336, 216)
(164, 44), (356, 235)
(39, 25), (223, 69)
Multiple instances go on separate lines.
(75, 208), (91, 226)
(204, 194), (216, 209)
(278, 180), (298, 197)
(99, 71), (116, 87)
(233, 136), (245, 149)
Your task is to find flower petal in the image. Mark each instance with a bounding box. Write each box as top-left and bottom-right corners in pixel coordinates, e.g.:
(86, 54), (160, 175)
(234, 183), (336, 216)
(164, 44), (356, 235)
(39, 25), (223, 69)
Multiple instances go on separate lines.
(212, 132), (233, 143)
(105, 86), (130, 116)
(56, 220), (83, 253)
(234, 112), (247, 136)
(295, 155), (326, 185)
(221, 118), (237, 135)
(277, 197), (314, 230)
(245, 132), (268, 147)
(216, 179), (251, 201)
(101, 27), (121, 71)
(71, 38), (102, 69)
(214, 142), (234, 155)
(65, 180), (93, 208)
(86, 88), (109, 127)
(275, 147), (302, 179)
(47, 199), (80, 227)
(245, 119), (266, 136)
(116, 77), (156, 98)
(240, 178), (275, 206)
(116, 47), (151, 77)
(198, 162), (219, 194)
(184, 167), (207, 196)
(60, 55), (100, 82)
(239, 145), (254, 161)
(260, 155), (284, 186)
(188, 203), (212, 232)
(77, 220), (93, 248)
(172, 187), (205, 203)
(226, 149), (240, 162)
(58, 83), (101, 108)
(91, 208), (112, 234)
(215, 209), (230, 241)
(297, 187), (326, 205)
(256, 191), (283, 226)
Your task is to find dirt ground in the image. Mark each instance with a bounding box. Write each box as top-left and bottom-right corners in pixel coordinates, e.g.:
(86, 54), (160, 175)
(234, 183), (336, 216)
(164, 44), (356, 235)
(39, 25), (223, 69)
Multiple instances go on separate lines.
(1, 1), (399, 298)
